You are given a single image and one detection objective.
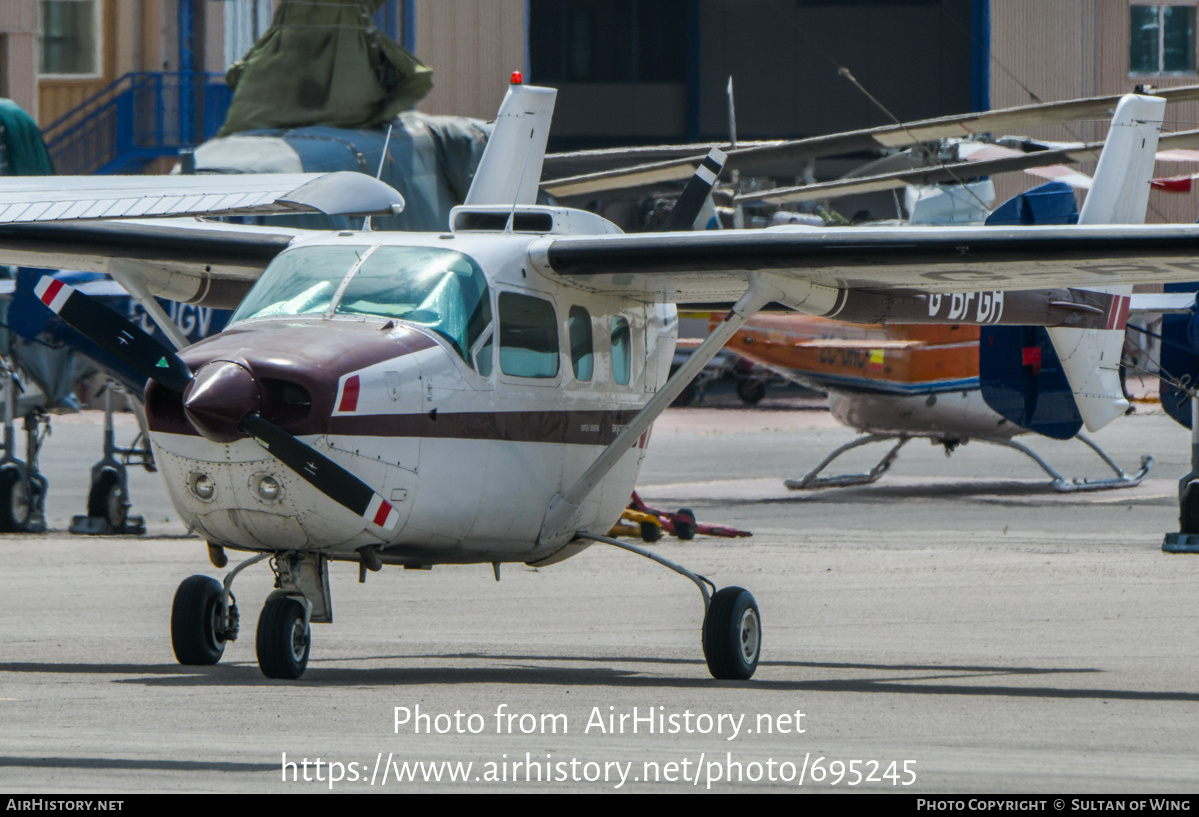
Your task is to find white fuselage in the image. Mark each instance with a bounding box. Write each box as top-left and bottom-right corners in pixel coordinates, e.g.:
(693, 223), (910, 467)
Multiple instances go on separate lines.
(147, 221), (678, 566)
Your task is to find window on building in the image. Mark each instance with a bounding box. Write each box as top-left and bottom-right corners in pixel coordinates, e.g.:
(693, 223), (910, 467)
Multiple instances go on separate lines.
(499, 292), (560, 378)
(40, 0), (100, 76)
(1131, 4), (1198, 74)
(226, 0), (275, 67)
(529, 0), (687, 84)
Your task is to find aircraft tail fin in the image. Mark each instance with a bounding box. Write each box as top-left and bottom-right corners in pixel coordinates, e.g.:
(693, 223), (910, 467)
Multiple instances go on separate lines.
(1046, 94), (1164, 432)
(464, 77), (557, 207)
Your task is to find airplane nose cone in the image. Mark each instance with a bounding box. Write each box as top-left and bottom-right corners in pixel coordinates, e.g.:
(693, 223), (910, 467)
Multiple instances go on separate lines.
(183, 359), (261, 442)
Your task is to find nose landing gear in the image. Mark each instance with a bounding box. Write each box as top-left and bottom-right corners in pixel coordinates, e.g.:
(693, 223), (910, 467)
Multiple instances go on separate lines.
(69, 383), (150, 536)
(170, 551), (329, 680)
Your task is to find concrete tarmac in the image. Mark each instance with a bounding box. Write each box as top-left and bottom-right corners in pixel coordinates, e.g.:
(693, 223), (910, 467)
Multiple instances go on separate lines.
(1, 401), (1197, 793)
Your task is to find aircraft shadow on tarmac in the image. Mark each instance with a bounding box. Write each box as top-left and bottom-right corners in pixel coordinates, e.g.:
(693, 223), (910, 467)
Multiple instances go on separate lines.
(6, 656), (1197, 701)
(752, 479), (1166, 504)
(0, 755), (277, 774)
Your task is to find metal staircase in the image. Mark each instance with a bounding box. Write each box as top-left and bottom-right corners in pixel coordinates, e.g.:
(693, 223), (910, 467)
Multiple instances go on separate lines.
(42, 72), (233, 175)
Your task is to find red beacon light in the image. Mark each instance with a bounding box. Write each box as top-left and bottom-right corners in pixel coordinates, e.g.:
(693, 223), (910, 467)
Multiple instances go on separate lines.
(510, 71), (523, 85)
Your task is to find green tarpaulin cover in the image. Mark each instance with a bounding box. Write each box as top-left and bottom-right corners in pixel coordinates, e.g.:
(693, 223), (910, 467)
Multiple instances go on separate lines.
(219, 0), (433, 136)
(0, 99), (54, 175)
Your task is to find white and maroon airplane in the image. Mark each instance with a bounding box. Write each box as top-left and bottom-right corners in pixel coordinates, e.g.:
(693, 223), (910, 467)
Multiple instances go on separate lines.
(9, 81), (1199, 682)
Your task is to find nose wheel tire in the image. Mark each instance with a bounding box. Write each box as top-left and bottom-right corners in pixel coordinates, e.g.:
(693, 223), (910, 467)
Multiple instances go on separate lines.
(171, 575), (227, 665)
(256, 596), (311, 680)
(702, 586), (761, 680)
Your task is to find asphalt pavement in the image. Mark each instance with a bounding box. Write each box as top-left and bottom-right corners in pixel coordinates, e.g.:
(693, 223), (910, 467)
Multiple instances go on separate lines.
(1, 400), (1196, 793)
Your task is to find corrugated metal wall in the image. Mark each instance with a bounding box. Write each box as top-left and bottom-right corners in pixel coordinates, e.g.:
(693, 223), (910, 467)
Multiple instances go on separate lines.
(413, 0), (526, 120)
(991, 0), (1199, 224)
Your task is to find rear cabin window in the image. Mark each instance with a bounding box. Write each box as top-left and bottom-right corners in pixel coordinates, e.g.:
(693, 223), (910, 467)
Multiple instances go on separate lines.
(499, 292), (559, 378)
(568, 306), (594, 381)
(611, 315), (631, 385)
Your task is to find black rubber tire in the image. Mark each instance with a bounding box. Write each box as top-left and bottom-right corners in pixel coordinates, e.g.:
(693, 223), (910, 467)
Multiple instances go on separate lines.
(675, 508), (697, 541)
(171, 575), (226, 665)
(87, 471), (126, 530)
(702, 586), (761, 680)
(640, 520), (663, 542)
(256, 596), (311, 680)
(737, 378), (767, 405)
(1182, 480), (1199, 535)
(0, 466), (31, 533)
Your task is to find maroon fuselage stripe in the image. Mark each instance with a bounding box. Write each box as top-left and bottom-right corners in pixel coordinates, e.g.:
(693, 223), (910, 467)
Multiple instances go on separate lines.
(327, 409), (642, 446)
(150, 408), (644, 446)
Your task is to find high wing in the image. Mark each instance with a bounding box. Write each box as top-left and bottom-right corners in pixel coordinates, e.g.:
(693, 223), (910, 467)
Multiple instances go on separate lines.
(0, 171), (406, 308)
(541, 84), (1199, 198)
(738, 128), (1199, 206)
(528, 223), (1199, 303)
(0, 172), (403, 223)
(0, 219), (297, 308)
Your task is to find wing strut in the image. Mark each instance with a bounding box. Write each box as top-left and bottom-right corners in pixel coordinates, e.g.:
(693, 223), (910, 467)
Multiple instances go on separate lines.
(109, 264), (189, 350)
(536, 275), (784, 548)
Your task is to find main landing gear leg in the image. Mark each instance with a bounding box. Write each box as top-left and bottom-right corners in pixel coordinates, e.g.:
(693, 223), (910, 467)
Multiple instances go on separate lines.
(70, 382), (150, 536)
(574, 532), (761, 680)
(170, 553), (263, 666)
(168, 551), (331, 681)
(1164, 392), (1199, 552)
(0, 367), (48, 533)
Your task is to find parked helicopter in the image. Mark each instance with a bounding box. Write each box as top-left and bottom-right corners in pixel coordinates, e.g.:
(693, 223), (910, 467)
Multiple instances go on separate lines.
(718, 181), (1176, 492)
(11, 82), (1199, 683)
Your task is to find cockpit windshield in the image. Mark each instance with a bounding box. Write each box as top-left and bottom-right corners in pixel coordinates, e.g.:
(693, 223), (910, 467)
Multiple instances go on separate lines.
(229, 245), (492, 365)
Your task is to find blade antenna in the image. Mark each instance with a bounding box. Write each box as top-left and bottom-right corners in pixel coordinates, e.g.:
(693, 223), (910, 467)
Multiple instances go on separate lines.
(364, 122), (395, 232)
(505, 126), (538, 234)
(837, 66), (991, 213)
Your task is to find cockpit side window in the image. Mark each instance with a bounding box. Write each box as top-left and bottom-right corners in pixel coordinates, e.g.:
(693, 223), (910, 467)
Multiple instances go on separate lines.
(230, 245), (493, 369)
(499, 292), (559, 378)
(336, 247), (491, 364)
(229, 246), (363, 324)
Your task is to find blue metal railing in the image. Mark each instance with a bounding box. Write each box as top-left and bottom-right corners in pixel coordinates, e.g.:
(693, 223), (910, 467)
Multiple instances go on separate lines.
(43, 72), (233, 175)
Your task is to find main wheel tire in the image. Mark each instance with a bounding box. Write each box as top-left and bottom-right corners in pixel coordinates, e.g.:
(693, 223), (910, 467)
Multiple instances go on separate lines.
(256, 596), (311, 680)
(171, 575), (227, 665)
(674, 508), (697, 541)
(737, 378), (767, 405)
(0, 467), (31, 533)
(702, 586), (761, 680)
(87, 471), (127, 530)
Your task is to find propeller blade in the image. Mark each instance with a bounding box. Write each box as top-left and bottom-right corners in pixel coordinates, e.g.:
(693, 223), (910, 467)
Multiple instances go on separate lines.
(238, 412), (400, 532)
(33, 276), (193, 392)
(660, 147), (727, 232)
